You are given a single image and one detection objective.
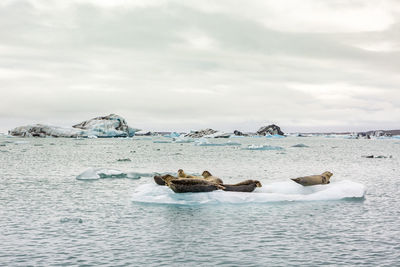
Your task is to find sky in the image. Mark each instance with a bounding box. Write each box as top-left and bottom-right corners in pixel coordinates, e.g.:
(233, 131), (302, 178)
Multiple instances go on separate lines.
(1, 0), (399, 133)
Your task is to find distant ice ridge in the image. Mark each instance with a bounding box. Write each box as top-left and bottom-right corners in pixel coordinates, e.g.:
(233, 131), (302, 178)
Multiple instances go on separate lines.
(76, 167), (169, 180)
(243, 144), (284, 151)
(131, 180), (366, 205)
(9, 114), (140, 138)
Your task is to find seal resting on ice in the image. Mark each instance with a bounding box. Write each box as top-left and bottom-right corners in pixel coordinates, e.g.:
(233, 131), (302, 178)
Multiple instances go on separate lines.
(222, 180), (262, 192)
(201, 170), (224, 185)
(154, 174), (169, 185)
(291, 171), (333, 186)
(177, 169), (202, 179)
(167, 178), (225, 193)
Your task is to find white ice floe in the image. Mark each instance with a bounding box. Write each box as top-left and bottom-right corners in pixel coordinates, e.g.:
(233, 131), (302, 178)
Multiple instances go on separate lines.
(242, 144), (283, 151)
(194, 138), (241, 146)
(76, 167), (168, 180)
(131, 180), (366, 205)
(173, 137), (194, 143)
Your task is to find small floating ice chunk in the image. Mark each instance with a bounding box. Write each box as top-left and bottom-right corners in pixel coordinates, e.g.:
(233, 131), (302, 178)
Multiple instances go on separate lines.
(60, 217), (83, 223)
(131, 180), (365, 205)
(194, 138), (241, 146)
(76, 168), (129, 180)
(173, 136), (194, 143)
(14, 141), (29, 144)
(153, 140), (172, 143)
(134, 137), (152, 140)
(117, 158), (131, 162)
(291, 143), (309, 148)
(243, 144), (283, 151)
(76, 168), (171, 180)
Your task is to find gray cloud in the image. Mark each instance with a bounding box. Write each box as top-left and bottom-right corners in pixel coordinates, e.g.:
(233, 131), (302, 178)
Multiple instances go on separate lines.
(0, 0), (399, 133)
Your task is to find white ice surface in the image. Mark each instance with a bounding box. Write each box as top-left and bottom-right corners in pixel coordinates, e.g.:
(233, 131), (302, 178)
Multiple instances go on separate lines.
(131, 180), (366, 205)
(243, 144), (284, 150)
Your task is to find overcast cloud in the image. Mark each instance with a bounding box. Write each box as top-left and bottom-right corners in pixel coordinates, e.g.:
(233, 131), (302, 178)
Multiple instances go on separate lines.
(1, 0), (399, 133)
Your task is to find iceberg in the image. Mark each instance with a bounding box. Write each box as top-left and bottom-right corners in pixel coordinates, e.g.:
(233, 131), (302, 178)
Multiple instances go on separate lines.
(153, 140), (172, 143)
(203, 131), (231, 138)
(131, 180), (366, 205)
(8, 114), (140, 138)
(257, 125), (284, 136)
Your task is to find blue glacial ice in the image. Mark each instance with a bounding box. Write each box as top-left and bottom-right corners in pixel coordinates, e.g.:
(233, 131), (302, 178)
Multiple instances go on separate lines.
(265, 134), (286, 138)
(76, 167), (170, 180)
(131, 180), (366, 205)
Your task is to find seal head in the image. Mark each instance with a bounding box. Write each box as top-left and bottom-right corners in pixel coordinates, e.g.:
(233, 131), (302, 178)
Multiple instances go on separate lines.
(201, 170), (224, 184)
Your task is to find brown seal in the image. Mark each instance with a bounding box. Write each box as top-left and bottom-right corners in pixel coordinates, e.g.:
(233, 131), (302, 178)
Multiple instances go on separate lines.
(154, 175), (167, 185)
(177, 169), (202, 179)
(222, 180), (262, 192)
(291, 171), (333, 186)
(168, 178), (225, 193)
(153, 174), (180, 186)
(201, 170), (224, 185)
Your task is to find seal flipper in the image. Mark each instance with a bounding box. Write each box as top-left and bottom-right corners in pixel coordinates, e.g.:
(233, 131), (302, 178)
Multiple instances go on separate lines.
(291, 178), (301, 184)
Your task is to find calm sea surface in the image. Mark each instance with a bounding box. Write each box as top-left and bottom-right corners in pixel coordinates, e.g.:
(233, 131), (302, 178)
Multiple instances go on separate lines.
(1, 136), (399, 266)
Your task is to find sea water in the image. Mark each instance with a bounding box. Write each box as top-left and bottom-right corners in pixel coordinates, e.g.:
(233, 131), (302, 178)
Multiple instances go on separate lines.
(0, 136), (399, 266)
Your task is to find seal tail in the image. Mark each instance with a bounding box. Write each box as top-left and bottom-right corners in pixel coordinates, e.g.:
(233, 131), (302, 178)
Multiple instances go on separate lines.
(291, 178), (301, 184)
(217, 184), (226, 190)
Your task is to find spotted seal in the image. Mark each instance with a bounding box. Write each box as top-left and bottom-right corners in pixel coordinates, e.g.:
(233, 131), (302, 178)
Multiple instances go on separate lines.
(177, 169), (203, 179)
(167, 178), (225, 193)
(291, 171), (333, 186)
(201, 170), (224, 184)
(222, 180), (262, 192)
(153, 174), (180, 186)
